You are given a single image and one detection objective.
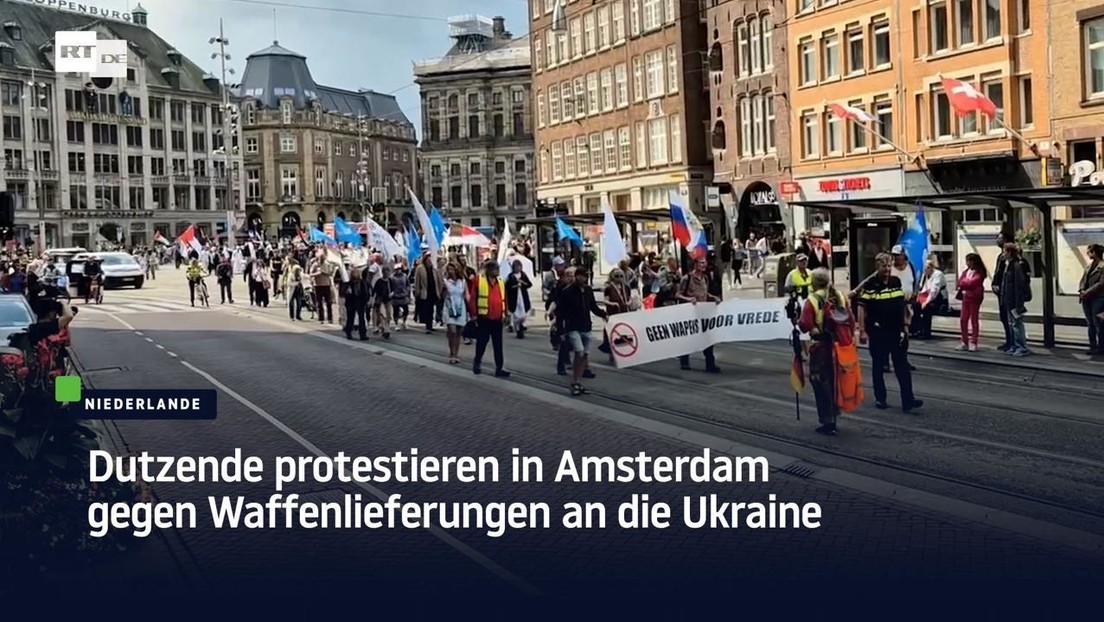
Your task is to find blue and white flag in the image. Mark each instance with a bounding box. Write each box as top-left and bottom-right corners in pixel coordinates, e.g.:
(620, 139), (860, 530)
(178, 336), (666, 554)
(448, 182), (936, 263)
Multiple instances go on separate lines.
(898, 204), (930, 276)
(333, 216), (362, 247)
(555, 217), (584, 247)
(308, 225), (337, 247)
(429, 207), (449, 247)
(600, 198), (627, 266)
(407, 187), (439, 256)
(405, 220), (422, 267)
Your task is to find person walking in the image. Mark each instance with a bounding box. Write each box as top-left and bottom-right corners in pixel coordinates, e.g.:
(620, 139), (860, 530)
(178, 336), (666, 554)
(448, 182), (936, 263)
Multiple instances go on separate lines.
(342, 265), (369, 341)
(391, 264), (412, 331)
(956, 253), (987, 351)
(216, 255), (234, 304)
(798, 268), (855, 435)
(443, 263), (468, 364)
(414, 251), (443, 334)
(371, 265), (392, 340)
(856, 253), (923, 413)
(999, 243), (1032, 357)
(286, 258), (305, 321)
(730, 238), (747, 288)
(468, 259), (510, 377)
(598, 267), (632, 361)
(675, 257), (722, 373)
(1079, 244), (1104, 355)
(309, 253), (335, 324)
(505, 259), (533, 338)
(556, 267), (608, 396)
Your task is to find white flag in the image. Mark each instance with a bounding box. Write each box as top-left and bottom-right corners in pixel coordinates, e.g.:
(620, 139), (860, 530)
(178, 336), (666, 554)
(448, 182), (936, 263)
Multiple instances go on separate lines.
(497, 220), (512, 265)
(601, 198), (627, 266)
(367, 218), (403, 260)
(407, 186), (440, 257)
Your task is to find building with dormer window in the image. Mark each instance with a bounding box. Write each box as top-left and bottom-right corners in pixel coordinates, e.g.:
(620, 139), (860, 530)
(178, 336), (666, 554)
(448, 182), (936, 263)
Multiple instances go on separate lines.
(0, 0), (246, 248)
(236, 41), (416, 237)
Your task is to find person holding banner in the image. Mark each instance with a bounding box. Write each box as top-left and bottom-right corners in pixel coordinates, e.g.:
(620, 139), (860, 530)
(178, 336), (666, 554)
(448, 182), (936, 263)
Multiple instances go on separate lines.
(675, 257), (722, 373)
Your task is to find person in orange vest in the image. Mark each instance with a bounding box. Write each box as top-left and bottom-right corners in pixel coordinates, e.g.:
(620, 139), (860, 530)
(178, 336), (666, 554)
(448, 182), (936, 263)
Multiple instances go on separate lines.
(467, 259), (511, 377)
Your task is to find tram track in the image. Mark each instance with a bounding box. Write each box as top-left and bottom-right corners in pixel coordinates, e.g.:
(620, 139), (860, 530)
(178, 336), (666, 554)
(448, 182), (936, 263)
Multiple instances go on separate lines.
(363, 335), (1104, 527)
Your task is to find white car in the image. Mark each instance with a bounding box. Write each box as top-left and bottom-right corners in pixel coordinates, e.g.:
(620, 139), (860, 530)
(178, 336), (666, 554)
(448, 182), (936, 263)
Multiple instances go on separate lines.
(74, 252), (145, 289)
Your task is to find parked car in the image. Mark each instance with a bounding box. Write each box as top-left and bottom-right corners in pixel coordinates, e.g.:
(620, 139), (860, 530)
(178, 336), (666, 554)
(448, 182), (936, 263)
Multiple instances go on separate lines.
(0, 293), (36, 350)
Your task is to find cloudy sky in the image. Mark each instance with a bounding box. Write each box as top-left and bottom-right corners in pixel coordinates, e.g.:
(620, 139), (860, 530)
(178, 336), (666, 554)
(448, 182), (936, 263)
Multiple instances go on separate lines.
(133, 0), (530, 135)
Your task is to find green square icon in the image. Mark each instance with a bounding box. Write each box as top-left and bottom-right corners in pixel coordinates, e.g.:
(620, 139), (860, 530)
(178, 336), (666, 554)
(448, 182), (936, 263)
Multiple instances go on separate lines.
(55, 376), (82, 403)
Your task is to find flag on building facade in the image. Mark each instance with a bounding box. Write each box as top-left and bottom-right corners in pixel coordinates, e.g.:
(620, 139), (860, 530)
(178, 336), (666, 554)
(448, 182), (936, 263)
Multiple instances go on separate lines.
(828, 102), (876, 123)
(940, 76), (998, 119)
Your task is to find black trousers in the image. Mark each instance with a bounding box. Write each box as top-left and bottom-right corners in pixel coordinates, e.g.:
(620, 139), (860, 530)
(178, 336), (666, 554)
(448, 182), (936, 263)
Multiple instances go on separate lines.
(998, 299), (1013, 348)
(868, 329), (915, 405)
(419, 298), (437, 330)
(344, 297), (367, 337)
(556, 341), (572, 373)
(473, 317), (505, 372)
(218, 279), (233, 303)
(392, 302), (409, 323)
(288, 285), (304, 320)
(679, 346), (716, 369)
(314, 285), (333, 322)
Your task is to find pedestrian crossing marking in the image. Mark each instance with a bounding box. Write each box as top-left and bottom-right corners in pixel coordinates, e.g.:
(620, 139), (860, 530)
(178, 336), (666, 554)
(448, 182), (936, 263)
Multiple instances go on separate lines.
(79, 301), (202, 314)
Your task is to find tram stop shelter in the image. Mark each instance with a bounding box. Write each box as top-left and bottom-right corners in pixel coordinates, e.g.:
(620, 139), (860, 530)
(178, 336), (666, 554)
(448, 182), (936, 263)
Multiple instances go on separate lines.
(517, 208), (672, 275)
(789, 186), (1104, 348)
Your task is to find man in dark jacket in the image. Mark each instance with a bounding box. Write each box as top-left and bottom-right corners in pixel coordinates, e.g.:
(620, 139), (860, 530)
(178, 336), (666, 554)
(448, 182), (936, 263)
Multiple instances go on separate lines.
(999, 243), (1032, 356)
(342, 266), (369, 341)
(555, 267), (607, 396)
(992, 232), (1031, 351)
(215, 256), (234, 304)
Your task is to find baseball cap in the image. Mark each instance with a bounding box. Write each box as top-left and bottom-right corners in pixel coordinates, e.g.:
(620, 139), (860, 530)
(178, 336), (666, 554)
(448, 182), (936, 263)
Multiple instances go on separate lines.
(891, 244), (904, 254)
(552, 257), (566, 267)
(796, 253), (809, 261)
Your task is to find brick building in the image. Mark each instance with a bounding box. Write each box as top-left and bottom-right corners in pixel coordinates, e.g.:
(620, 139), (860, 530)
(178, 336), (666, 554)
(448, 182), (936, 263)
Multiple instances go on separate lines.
(530, 0), (714, 255)
(786, 0), (1048, 273)
(704, 0), (791, 241)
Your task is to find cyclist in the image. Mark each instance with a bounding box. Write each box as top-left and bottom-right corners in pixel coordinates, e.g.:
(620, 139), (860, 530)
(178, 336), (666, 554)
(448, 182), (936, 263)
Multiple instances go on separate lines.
(83, 256), (104, 303)
(186, 257), (209, 307)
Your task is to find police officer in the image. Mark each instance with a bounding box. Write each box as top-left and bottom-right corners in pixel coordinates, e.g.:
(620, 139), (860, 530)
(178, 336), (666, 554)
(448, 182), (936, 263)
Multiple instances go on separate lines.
(855, 252), (924, 413)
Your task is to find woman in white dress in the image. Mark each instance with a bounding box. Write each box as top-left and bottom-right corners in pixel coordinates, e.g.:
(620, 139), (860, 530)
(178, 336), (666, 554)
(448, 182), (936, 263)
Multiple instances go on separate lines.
(443, 262), (469, 364)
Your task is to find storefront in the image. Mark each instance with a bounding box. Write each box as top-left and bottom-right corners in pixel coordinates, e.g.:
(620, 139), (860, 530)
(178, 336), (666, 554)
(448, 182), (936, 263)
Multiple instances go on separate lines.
(788, 167), (907, 251)
(733, 180), (784, 243)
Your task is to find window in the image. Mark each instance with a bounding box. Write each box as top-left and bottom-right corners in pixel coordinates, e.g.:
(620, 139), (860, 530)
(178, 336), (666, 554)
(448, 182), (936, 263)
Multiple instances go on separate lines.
(749, 18), (762, 74)
(643, 0), (662, 31)
(149, 128), (163, 149)
(334, 141), (342, 155)
(799, 0), (814, 11)
(826, 113), (842, 155)
(800, 39), (816, 85)
(577, 136), (590, 176)
(612, 1), (625, 42)
(931, 2), (949, 52)
(495, 184), (507, 207)
(574, 78), (586, 117)
(648, 117), (668, 165)
(556, 32), (568, 63)
(630, 0), (641, 36)
(847, 27), (864, 74)
(315, 168), (327, 197)
(598, 6), (611, 48)
(983, 75), (1004, 133)
(587, 72), (600, 113)
(801, 112), (819, 158)
(169, 129), (186, 150)
(933, 88), (953, 138)
(751, 94), (764, 155)
(615, 64), (629, 107)
(873, 19), (891, 66)
(646, 50), (664, 98)
(68, 152), (85, 172)
(515, 182), (527, 205)
(2, 115), (20, 140)
(763, 13), (773, 69)
(244, 137), (258, 154)
(632, 56), (644, 102)
(600, 68), (614, 111)
(604, 129), (617, 171)
(451, 184), (464, 207)
(565, 140), (576, 178)
(664, 0), (675, 24)
(849, 101), (869, 149)
(549, 87), (561, 124)
(0, 80), (20, 106)
(619, 127), (631, 170)
(281, 102), (292, 124)
(534, 36), (543, 71)
(740, 98), (752, 157)
(669, 115), (681, 163)
(1018, 0), (1031, 32)
(470, 184), (482, 207)
(666, 45), (679, 94)
(874, 98), (894, 149)
(584, 12), (596, 53)
(823, 32), (840, 79)
(537, 92), (546, 127)
(737, 22), (749, 76)
(281, 167), (298, 197)
(572, 17), (583, 58)
(957, 0), (975, 46)
(635, 123), (647, 168)
(765, 93), (776, 152)
(590, 133), (603, 174)
(1018, 75), (1033, 126)
(561, 83), (574, 119)
(985, 0), (1001, 40)
(1087, 19), (1104, 99)
(468, 114), (480, 137)
(281, 135), (296, 153)
(246, 169), (261, 200)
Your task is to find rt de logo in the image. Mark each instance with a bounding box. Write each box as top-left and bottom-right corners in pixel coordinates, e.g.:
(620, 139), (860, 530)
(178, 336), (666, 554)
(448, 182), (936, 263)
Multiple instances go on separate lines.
(54, 31), (128, 78)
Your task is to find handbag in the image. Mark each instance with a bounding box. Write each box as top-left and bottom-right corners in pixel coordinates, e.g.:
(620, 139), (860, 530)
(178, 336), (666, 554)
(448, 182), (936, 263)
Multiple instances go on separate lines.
(461, 320), (477, 340)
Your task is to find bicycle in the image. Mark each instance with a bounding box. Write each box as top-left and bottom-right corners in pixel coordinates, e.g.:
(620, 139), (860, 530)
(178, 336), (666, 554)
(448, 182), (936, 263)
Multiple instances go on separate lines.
(86, 275), (104, 305)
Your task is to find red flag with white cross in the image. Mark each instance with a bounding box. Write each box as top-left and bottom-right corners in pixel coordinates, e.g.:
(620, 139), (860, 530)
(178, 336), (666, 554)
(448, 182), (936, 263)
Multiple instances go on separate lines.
(941, 76), (998, 119)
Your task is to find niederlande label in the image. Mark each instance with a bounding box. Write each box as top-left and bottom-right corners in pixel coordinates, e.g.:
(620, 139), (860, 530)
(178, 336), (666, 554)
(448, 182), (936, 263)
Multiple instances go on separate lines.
(74, 390), (218, 420)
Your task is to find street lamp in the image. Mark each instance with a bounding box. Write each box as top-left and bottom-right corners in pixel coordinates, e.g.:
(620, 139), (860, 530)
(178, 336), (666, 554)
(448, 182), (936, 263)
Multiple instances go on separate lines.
(210, 21), (239, 247)
(23, 70), (48, 253)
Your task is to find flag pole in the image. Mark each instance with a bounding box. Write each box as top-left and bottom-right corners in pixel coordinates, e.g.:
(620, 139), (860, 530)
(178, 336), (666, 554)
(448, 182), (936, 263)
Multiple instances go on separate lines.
(822, 100), (916, 162)
(989, 115), (1039, 154)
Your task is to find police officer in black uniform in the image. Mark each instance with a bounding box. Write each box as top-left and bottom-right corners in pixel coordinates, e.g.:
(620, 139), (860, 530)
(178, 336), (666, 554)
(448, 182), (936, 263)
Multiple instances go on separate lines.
(855, 252), (924, 413)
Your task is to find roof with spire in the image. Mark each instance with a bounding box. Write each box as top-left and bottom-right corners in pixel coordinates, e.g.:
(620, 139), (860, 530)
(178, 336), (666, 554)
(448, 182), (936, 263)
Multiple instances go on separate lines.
(238, 39), (411, 126)
(0, 0), (219, 95)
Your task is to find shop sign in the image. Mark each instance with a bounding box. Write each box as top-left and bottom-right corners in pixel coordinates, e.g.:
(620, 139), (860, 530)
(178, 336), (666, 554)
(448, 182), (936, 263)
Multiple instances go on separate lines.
(1042, 157), (1065, 187)
(818, 177), (871, 193)
(1069, 161), (1104, 187)
(779, 181), (800, 195)
(748, 188), (777, 206)
(706, 186), (720, 207)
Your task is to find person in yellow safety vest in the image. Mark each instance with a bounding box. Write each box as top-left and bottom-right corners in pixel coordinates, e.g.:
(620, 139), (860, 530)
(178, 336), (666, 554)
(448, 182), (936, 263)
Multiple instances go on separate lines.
(785, 253), (813, 348)
(797, 268), (854, 436)
(467, 259), (511, 378)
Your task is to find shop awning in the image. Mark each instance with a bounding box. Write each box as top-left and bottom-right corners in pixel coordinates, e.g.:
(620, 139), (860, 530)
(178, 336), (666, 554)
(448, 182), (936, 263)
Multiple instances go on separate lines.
(788, 185), (1104, 347)
(516, 207), (672, 226)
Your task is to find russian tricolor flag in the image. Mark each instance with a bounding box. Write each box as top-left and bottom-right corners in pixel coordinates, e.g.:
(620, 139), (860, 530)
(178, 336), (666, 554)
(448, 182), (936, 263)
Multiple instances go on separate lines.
(669, 190), (708, 259)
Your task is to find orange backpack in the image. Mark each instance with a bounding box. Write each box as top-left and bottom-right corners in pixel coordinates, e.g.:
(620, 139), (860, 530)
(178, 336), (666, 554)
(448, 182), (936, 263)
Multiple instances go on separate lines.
(834, 341), (864, 413)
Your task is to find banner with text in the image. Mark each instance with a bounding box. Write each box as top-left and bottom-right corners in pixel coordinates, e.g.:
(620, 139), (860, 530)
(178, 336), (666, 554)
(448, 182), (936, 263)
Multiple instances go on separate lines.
(605, 298), (791, 368)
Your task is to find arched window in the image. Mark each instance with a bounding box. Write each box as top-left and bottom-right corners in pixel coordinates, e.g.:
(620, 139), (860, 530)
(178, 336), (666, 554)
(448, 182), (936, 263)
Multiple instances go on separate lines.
(711, 120), (727, 151)
(709, 42), (723, 73)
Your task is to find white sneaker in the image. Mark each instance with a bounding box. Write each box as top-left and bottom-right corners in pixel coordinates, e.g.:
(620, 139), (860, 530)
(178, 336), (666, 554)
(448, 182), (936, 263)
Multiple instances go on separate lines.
(955, 343), (968, 351)
(968, 343), (978, 352)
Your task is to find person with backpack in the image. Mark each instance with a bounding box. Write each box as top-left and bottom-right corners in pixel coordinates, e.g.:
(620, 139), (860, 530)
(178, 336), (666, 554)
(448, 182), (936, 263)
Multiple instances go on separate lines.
(856, 253), (924, 413)
(798, 268), (860, 436)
